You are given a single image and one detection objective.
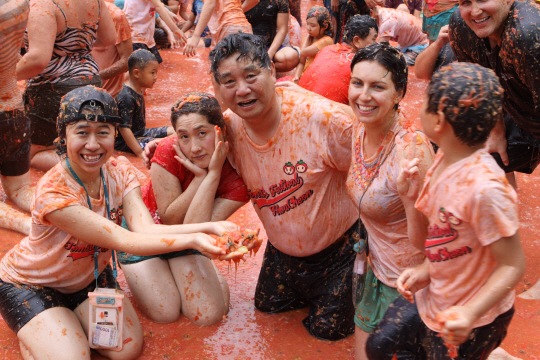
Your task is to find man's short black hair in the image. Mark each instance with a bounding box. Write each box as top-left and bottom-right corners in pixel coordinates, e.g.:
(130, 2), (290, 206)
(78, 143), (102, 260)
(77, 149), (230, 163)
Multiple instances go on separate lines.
(209, 32), (271, 84)
(342, 15), (378, 45)
(427, 62), (504, 147)
(128, 49), (158, 73)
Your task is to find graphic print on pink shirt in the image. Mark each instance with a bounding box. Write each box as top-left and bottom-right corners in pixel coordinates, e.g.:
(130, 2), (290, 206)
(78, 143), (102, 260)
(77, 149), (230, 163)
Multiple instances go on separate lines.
(425, 208), (473, 262)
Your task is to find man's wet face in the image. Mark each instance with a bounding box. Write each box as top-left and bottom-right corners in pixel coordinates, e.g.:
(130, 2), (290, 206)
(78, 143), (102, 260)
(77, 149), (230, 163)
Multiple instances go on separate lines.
(214, 54), (276, 122)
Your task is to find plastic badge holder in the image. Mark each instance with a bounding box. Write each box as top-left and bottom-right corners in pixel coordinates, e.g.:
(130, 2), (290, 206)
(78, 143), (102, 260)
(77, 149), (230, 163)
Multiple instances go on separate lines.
(88, 288), (124, 351)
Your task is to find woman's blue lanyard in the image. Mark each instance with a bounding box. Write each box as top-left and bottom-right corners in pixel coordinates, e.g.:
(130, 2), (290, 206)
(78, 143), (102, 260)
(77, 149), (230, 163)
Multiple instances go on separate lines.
(66, 158), (118, 290)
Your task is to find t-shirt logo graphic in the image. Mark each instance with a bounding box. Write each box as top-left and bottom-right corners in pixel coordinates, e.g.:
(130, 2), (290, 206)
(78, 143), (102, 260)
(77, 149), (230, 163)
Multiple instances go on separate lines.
(248, 161), (314, 216)
(425, 208), (461, 248)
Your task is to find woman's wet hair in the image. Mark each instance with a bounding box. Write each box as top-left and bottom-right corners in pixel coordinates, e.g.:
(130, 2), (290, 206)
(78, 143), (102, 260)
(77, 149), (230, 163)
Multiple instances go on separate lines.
(55, 103), (106, 156)
(209, 33), (271, 84)
(342, 15), (378, 44)
(350, 42), (408, 109)
(307, 6), (334, 38)
(128, 49), (158, 73)
(426, 62), (504, 147)
(171, 92), (225, 130)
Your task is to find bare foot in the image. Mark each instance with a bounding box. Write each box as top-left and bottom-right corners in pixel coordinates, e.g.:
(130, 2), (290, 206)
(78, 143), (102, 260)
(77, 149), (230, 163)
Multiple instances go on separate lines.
(518, 279), (540, 299)
(488, 347), (522, 360)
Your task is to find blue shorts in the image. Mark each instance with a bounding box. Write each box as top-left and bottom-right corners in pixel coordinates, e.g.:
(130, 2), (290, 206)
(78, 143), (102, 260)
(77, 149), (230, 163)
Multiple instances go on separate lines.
(422, 5), (458, 42)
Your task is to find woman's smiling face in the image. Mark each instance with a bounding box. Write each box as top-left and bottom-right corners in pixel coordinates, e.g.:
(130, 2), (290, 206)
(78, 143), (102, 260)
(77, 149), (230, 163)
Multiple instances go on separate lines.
(348, 60), (402, 126)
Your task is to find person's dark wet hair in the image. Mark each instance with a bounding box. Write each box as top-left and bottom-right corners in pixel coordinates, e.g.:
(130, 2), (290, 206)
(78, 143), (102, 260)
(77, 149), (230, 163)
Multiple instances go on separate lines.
(209, 33), (271, 84)
(342, 15), (378, 44)
(426, 62), (504, 147)
(171, 92), (225, 130)
(307, 6), (334, 38)
(128, 49), (158, 73)
(351, 42), (408, 109)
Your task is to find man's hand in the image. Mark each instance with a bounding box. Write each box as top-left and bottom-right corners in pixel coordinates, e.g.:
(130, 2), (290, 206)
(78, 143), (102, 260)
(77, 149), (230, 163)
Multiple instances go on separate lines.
(485, 119), (508, 166)
(435, 25), (450, 47)
(143, 138), (164, 169)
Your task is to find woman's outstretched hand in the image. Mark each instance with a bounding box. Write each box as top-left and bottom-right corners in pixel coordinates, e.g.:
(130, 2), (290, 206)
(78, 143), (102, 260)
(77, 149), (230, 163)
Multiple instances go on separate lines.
(208, 126), (229, 173)
(173, 143), (208, 178)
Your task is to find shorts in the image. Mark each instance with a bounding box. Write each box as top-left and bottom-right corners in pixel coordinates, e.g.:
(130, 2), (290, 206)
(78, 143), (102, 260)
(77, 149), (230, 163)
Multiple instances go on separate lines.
(254, 221), (359, 341)
(132, 43), (163, 64)
(491, 114), (540, 174)
(114, 126), (169, 153)
(0, 109), (31, 176)
(366, 296), (515, 360)
(24, 76), (103, 146)
(0, 266), (117, 334)
(423, 5), (458, 42)
(116, 217), (204, 265)
(355, 263), (401, 333)
(215, 24), (253, 45)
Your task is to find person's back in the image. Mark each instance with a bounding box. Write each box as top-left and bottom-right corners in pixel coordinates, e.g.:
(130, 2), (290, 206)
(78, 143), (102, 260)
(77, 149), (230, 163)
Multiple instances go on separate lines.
(377, 7), (427, 49)
(0, 0), (28, 111)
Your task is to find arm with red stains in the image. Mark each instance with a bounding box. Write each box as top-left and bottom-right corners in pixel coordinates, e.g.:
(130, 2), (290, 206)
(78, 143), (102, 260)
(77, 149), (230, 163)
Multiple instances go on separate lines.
(99, 36), (132, 80)
(415, 25), (450, 80)
(151, 0), (187, 47)
(16, 0), (57, 80)
(44, 191), (232, 258)
(438, 232), (524, 345)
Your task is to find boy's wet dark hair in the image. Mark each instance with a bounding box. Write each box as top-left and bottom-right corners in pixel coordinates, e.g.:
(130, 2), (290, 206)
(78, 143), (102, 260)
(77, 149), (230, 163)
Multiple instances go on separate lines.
(307, 6), (334, 38)
(209, 33), (271, 84)
(128, 49), (158, 73)
(342, 15), (378, 44)
(171, 92), (225, 130)
(351, 42), (408, 109)
(426, 62), (504, 147)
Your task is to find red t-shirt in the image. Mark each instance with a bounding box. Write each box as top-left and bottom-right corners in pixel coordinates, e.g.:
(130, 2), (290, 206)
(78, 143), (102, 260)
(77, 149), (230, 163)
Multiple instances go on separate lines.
(298, 43), (354, 105)
(142, 136), (250, 224)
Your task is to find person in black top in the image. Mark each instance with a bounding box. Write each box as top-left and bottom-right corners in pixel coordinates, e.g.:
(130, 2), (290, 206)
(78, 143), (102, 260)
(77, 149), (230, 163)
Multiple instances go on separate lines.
(115, 50), (173, 165)
(449, 0), (540, 177)
(245, 0), (300, 72)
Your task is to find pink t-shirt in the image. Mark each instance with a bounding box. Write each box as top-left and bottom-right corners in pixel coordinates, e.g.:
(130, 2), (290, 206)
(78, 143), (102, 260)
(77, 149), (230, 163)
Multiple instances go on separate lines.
(346, 116), (429, 287)
(92, 2), (132, 98)
(124, 0), (156, 47)
(378, 8), (428, 49)
(415, 149), (518, 332)
(0, 159), (140, 294)
(224, 88), (358, 257)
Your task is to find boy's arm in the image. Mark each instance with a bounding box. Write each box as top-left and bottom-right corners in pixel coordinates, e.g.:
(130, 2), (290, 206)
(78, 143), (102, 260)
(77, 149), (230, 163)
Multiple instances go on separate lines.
(119, 127), (145, 161)
(439, 232), (525, 345)
(184, 0), (216, 56)
(181, 11), (196, 33)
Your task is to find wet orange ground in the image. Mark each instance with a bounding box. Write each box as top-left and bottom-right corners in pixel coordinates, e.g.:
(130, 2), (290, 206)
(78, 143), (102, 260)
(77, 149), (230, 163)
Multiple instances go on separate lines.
(1, 1), (539, 358)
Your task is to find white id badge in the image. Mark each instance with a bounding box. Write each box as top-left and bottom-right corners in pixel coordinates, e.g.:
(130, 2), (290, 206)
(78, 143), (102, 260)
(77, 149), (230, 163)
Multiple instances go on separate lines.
(88, 288), (124, 351)
(353, 252), (366, 275)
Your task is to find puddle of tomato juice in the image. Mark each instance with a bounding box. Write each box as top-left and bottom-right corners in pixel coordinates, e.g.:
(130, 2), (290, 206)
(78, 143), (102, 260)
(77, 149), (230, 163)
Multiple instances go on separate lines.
(1, 5), (539, 358)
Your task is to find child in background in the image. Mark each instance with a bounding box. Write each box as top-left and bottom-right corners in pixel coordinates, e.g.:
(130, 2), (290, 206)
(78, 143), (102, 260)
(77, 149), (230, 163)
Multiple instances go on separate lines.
(365, 63), (525, 359)
(181, 0), (213, 48)
(293, 6), (334, 82)
(115, 50), (174, 165)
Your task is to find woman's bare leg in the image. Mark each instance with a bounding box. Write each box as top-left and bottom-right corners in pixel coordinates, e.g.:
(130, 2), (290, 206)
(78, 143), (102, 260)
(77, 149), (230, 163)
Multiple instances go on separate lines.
(0, 201), (31, 234)
(120, 257), (182, 323)
(274, 47), (300, 73)
(169, 255), (229, 326)
(17, 307), (90, 360)
(1, 172), (33, 212)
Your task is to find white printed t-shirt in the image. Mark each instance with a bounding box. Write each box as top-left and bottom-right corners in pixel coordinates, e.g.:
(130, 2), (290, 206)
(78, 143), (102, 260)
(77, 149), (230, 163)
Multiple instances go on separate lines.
(224, 88), (358, 257)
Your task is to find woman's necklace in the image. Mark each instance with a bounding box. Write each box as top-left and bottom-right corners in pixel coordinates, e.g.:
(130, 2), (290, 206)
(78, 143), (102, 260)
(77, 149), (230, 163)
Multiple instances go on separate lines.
(352, 115), (398, 191)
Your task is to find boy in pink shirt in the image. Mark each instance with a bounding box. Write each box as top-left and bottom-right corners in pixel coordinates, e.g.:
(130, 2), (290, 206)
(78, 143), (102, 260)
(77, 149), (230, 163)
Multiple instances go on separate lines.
(365, 63), (525, 359)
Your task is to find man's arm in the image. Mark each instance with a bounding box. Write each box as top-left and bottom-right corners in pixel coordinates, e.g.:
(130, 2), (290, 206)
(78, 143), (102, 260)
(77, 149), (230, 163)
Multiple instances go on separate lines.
(100, 38), (133, 80)
(415, 25), (449, 80)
